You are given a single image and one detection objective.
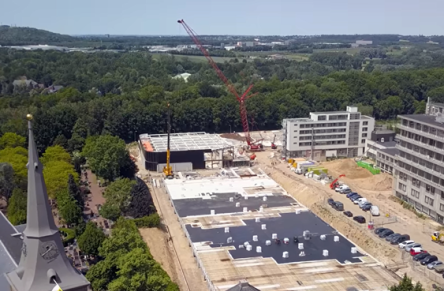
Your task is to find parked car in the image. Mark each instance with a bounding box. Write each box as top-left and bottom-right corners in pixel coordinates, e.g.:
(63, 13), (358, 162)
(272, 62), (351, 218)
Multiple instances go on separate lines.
(359, 200), (370, 208)
(343, 211), (353, 217)
(374, 227), (387, 235)
(399, 240), (415, 249)
(413, 251), (429, 261)
(355, 198), (367, 205)
(427, 261), (442, 270)
(333, 202), (344, 211)
(434, 264), (444, 273)
(405, 243), (422, 252)
(370, 206), (380, 216)
(391, 235), (411, 245)
(379, 229), (394, 238)
(353, 216), (366, 224)
(340, 188), (352, 194)
(346, 192), (358, 198)
(335, 185), (349, 192)
(350, 195), (362, 202)
(386, 233), (400, 242)
(390, 234), (410, 245)
(362, 203), (373, 211)
(327, 198), (335, 206)
(410, 247), (424, 256)
(421, 255), (438, 265)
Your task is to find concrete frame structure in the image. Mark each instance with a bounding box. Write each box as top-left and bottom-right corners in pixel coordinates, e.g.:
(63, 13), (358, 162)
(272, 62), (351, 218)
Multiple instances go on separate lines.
(163, 169), (399, 290)
(364, 129), (398, 174)
(139, 132), (238, 171)
(283, 106), (375, 161)
(394, 114), (444, 223)
(426, 97), (444, 116)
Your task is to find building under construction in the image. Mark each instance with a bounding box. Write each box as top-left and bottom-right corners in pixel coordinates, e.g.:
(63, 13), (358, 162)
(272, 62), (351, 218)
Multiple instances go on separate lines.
(162, 168), (399, 290)
(138, 132), (249, 172)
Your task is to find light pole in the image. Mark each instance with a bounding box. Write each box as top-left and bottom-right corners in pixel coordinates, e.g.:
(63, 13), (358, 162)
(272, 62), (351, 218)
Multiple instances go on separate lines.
(229, 125), (232, 133)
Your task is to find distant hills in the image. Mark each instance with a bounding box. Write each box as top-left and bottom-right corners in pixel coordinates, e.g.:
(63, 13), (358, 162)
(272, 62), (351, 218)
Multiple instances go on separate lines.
(0, 26), (75, 45)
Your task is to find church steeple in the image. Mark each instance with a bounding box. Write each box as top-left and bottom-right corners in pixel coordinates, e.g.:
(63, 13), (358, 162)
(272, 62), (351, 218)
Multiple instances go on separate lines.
(5, 114), (90, 291)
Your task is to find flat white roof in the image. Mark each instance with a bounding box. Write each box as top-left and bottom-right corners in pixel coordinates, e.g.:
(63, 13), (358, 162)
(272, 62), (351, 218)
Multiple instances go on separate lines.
(139, 132), (232, 152)
(164, 171), (285, 200)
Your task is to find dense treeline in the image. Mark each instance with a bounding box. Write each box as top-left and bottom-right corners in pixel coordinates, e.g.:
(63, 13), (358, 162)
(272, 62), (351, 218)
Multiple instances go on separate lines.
(2, 49), (444, 152)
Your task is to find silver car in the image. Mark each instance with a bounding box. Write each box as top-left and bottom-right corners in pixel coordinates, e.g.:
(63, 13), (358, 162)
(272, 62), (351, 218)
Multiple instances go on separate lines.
(427, 261), (442, 270)
(405, 243), (421, 252)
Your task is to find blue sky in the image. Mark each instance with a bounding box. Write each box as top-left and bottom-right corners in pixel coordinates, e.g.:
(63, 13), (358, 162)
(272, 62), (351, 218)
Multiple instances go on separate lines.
(1, 0), (443, 35)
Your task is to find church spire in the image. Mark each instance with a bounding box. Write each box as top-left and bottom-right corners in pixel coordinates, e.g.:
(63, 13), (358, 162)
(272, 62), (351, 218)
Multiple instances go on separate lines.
(5, 114), (90, 291)
(23, 114), (59, 238)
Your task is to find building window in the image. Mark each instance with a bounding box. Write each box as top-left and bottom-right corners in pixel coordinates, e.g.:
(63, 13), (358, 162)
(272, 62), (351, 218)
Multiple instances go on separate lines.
(426, 185), (436, 195)
(362, 133), (367, 138)
(399, 172), (407, 181)
(363, 127), (368, 132)
(361, 139), (366, 144)
(441, 204), (444, 211)
(411, 189), (420, 198)
(412, 178), (421, 188)
(363, 121), (368, 125)
(294, 130), (298, 133)
(398, 183), (406, 192)
(425, 196), (434, 206)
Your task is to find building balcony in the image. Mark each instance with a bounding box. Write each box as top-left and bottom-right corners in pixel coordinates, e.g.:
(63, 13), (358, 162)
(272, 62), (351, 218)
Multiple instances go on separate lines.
(398, 124), (444, 142)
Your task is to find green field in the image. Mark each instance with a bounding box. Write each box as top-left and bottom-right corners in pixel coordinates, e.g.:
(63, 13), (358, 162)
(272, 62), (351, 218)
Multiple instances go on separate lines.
(313, 47), (364, 55)
(151, 53), (242, 63)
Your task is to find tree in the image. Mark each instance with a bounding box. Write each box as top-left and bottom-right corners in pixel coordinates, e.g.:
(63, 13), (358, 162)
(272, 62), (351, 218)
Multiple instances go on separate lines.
(0, 132), (26, 150)
(102, 178), (136, 213)
(68, 174), (83, 210)
(82, 135), (135, 181)
(57, 189), (83, 226)
(389, 274), (424, 291)
(0, 163), (15, 202)
(7, 188), (27, 225)
(43, 161), (78, 199)
(41, 145), (72, 165)
(0, 146), (28, 189)
(126, 178), (156, 218)
(99, 203), (121, 221)
(78, 222), (106, 256)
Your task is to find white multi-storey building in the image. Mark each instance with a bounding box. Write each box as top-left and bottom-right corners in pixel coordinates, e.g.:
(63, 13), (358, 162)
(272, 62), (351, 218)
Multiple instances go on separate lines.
(282, 106), (375, 160)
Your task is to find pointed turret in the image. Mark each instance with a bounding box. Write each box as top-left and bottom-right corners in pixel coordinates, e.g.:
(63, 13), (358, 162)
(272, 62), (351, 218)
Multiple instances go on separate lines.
(24, 114), (59, 238)
(5, 114), (90, 291)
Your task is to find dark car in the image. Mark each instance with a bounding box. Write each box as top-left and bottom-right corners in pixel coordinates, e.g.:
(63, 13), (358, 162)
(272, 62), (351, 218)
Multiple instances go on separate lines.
(374, 227), (387, 234)
(353, 216), (366, 224)
(413, 252), (429, 261)
(343, 211), (353, 217)
(421, 255), (438, 265)
(348, 193), (360, 200)
(362, 203), (373, 211)
(391, 234), (411, 245)
(351, 195), (362, 202)
(327, 198), (335, 206)
(387, 233), (401, 242)
(347, 192), (358, 198)
(379, 229), (394, 238)
(333, 202), (344, 211)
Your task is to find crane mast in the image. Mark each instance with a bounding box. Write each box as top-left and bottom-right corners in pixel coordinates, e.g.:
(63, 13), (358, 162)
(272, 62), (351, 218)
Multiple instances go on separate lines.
(177, 19), (262, 150)
(163, 103), (173, 178)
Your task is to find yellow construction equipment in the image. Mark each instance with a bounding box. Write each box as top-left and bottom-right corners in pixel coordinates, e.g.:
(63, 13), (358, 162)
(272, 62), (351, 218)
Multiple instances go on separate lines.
(163, 103), (173, 179)
(431, 231), (444, 244)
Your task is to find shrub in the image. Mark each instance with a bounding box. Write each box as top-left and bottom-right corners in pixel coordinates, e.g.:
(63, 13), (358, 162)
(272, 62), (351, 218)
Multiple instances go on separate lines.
(134, 213), (160, 228)
(59, 227), (76, 247)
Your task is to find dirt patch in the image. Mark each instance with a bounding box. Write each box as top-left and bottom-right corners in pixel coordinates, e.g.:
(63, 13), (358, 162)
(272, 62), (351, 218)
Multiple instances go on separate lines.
(139, 227), (180, 285)
(220, 133), (245, 142)
(354, 173), (393, 192)
(320, 159), (373, 179)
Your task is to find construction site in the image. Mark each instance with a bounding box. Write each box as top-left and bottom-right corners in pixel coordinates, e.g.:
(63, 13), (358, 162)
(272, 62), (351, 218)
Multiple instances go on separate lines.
(130, 20), (444, 291)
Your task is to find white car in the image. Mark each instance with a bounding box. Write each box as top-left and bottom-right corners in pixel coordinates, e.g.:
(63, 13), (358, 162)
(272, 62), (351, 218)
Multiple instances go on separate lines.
(427, 261), (442, 270)
(405, 243), (421, 252)
(335, 185), (349, 192)
(399, 240), (415, 249)
(354, 198), (367, 205)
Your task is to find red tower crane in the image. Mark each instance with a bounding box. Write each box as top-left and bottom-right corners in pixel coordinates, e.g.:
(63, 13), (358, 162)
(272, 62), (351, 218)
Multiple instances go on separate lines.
(177, 19), (263, 151)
